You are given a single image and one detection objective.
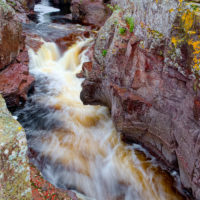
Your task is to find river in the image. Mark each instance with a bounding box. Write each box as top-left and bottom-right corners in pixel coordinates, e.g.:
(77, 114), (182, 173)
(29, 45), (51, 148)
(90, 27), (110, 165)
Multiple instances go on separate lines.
(15, 1), (187, 200)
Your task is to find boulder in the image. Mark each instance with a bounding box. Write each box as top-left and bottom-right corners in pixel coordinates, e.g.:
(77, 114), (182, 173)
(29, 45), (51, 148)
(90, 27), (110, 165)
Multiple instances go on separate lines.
(71, 0), (111, 27)
(0, 95), (32, 200)
(0, 60), (34, 110)
(81, 1), (200, 199)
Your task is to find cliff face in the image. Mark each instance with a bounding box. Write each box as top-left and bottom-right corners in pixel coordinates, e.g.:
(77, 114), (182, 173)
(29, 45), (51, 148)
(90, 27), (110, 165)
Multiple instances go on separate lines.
(0, 0), (34, 110)
(80, 0), (200, 199)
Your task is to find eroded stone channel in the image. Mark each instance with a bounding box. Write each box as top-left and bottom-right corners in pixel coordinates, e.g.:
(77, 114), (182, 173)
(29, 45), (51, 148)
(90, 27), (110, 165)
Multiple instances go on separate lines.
(13, 0), (196, 199)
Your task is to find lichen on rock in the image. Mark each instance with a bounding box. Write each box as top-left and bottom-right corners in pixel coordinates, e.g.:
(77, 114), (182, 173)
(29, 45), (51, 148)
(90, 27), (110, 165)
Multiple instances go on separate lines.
(81, 0), (200, 199)
(0, 95), (32, 200)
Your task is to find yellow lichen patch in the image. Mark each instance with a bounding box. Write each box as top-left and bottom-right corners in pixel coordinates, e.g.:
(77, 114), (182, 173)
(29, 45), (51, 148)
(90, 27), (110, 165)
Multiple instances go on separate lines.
(188, 31), (196, 35)
(181, 10), (194, 32)
(171, 35), (185, 48)
(188, 39), (200, 71)
(171, 36), (178, 48)
(189, 40), (200, 55)
(140, 22), (145, 27)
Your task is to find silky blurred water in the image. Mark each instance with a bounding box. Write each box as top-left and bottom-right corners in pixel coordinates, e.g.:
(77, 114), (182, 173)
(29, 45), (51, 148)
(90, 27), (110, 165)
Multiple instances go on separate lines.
(15, 39), (185, 200)
(16, 0), (188, 199)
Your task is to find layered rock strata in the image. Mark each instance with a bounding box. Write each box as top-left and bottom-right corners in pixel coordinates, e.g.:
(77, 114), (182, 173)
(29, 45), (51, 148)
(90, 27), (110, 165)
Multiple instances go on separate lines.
(80, 1), (200, 199)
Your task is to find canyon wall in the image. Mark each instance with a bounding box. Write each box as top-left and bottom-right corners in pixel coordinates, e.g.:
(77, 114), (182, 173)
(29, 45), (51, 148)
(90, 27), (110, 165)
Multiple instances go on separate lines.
(0, 0), (34, 110)
(0, 1), (34, 199)
(80, 0), (200, 199)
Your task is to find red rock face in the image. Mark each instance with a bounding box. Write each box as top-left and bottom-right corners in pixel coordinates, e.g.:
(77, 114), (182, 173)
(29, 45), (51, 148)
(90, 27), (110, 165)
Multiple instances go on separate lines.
(0, 1), (35, 109)
(0, 58), (34, 109)
(30, 164), (79, 200)
(0, 16), (24, 70)
(80, 11), (200, 199)
(71, 0), (111, 27)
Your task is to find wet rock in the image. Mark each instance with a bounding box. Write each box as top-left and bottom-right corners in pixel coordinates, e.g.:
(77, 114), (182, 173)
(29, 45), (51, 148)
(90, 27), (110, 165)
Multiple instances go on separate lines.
(0, 95), (32, 200)
(81, 2), (200, 199)
(0, 58), (34, 110)
(30, 164), (80, 200)
(50, 0), (71, 5)
(55, 30), (92, 53)
(71, 0), (111, 27)
(27, 0), (36, 10)
(25, 32), (44, 52)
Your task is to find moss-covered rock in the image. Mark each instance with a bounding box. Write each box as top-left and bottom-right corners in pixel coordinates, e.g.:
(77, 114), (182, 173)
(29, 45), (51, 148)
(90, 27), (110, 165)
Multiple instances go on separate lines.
(0, 95), (32, 200)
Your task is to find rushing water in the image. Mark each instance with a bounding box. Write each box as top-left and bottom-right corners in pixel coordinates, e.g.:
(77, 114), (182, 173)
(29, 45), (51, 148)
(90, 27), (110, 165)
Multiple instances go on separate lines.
(34, 0), (60, 24)
(15, 39), (186, 200)
(15, 0), (188, 199)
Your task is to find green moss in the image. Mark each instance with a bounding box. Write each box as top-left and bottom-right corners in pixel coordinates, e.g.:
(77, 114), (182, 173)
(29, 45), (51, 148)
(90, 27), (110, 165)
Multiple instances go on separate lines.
(102, 49), (107, 57)
(0, 0), (14, 16)
(7, 0), (17, 7)
(119, 26), (126, 35)
(107, 4), (121, 12)
(125, 17), (135, 33)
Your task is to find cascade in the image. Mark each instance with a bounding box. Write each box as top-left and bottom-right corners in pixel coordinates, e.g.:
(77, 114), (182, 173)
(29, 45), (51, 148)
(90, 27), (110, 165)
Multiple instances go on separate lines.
(16, 39), (185, 200)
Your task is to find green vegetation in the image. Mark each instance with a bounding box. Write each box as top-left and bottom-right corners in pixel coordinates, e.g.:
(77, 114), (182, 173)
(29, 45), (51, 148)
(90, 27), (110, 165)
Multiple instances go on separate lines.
(107, 4), (120, 12)
(190, 4), (199, 11)
(0, 0), (14, 15)
(102, 49), (107, 57)
(119, 27), (126, 35)
(7, 0), (17, 7)
(125, 17), (135, 33)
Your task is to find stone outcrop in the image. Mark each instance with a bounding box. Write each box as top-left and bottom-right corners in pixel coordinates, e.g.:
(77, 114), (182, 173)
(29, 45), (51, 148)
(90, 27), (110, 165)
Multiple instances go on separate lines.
(71, 0), (111, 27)
(0, 0), (24, 69)
(0, 56), (34, 109)
(0, 95), (32, 200)
(0, 0), (34, 109)
(80, 1), (200, 199)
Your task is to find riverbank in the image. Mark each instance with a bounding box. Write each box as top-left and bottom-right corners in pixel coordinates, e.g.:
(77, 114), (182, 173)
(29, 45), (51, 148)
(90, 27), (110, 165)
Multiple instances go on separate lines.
(1, 0), (200, 199)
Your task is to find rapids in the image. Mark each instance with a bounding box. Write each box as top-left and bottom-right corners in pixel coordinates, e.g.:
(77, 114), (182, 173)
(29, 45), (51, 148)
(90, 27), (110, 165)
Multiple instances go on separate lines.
(34, 0), (60, 24)
(15, 39), (186, 200)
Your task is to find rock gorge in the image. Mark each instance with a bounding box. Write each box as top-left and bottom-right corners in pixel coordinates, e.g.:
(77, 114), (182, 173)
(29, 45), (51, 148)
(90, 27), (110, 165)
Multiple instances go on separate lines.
(1, 0), (200, 199)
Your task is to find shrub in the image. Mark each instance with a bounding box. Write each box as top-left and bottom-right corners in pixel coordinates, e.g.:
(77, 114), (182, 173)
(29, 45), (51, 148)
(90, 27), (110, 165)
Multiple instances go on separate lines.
(125, 17), (135, 33)
(119, 27), (126, 35)
(102, 49), (107, 57)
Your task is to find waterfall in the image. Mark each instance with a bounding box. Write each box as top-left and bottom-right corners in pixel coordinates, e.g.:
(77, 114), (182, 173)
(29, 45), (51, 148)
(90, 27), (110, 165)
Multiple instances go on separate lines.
(16, 39), (184, 200)
(34, 0), (60, 24)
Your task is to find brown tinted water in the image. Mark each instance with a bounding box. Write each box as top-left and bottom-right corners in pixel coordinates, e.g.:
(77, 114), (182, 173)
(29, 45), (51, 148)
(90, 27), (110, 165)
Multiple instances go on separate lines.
(16, 40), (187, 200)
